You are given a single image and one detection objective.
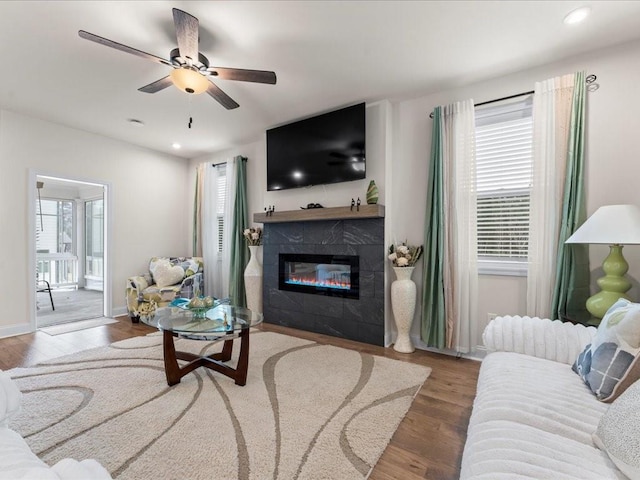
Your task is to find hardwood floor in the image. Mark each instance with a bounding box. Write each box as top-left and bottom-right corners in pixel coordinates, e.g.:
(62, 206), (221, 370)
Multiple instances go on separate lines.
(0, 317), (480, 479)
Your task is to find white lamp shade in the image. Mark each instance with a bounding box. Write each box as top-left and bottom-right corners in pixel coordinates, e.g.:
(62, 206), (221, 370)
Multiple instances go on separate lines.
(566, 204), (640, 244)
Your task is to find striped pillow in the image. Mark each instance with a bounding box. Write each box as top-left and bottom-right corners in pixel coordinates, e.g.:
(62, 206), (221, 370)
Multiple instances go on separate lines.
(572, 299), (640, 402)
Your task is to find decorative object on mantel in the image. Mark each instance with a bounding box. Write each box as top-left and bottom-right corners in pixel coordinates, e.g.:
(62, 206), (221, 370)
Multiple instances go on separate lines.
(243, 227), (263, 314)
(389, 243), (424, 353)
(300, 203), (323, 210)
(366, 180), (379, 205)
(264, 205), (275, 217)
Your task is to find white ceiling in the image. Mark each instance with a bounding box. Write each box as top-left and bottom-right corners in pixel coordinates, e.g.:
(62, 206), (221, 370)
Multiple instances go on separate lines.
(1, 1), (640, 159)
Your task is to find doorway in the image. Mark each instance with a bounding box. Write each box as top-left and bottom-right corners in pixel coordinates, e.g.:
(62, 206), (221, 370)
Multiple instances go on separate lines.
(34, 175), (109, 328)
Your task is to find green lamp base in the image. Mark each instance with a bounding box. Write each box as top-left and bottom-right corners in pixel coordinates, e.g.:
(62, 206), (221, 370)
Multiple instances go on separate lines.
(586, 244), (631, 319)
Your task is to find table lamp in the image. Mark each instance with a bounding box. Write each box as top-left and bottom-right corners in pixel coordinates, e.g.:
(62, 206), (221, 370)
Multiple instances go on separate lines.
(565, 204), (640, 318)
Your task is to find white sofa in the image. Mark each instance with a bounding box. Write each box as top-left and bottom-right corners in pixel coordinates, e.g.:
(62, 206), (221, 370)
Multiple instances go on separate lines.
(460, 315), (628, 479)
(0, 370), (112, 480)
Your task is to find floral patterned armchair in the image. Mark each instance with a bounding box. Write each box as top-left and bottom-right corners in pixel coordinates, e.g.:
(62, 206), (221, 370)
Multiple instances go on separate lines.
(126, 256), (204, 323)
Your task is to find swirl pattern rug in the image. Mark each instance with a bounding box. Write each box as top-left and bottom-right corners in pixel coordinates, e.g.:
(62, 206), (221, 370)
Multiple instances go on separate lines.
(8, 331), (430, 479)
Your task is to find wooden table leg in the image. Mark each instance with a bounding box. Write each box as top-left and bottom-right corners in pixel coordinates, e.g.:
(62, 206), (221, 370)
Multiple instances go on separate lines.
(161, 328), (251, 387)
(219, 338), (234, 362)
(234, 328), (250, 386)
(163, 330), (182, 386)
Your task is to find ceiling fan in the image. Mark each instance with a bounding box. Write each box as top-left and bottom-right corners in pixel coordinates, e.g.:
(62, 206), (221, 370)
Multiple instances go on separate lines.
(79, 8), (276, 109)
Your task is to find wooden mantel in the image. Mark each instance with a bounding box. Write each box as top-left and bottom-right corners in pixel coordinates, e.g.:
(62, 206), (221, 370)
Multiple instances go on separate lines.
(253, 204), (385, 223)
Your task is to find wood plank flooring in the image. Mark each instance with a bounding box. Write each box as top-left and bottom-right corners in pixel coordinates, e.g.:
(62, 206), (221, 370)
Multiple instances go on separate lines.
(0, 317), (480, 479)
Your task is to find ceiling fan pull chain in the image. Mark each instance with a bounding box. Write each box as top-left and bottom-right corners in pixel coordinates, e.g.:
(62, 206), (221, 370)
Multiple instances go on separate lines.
(187, 93), (193, 129)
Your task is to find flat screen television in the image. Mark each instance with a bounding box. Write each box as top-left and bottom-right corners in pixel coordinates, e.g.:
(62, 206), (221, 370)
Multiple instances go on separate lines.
(266, 103), (365, 191)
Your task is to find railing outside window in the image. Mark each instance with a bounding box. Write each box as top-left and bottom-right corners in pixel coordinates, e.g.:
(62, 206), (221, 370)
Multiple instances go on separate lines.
(37, 253), (78, 287)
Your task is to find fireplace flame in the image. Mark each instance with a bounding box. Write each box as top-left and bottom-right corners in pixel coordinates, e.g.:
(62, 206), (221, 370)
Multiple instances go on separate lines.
(285, 275), (351, 290)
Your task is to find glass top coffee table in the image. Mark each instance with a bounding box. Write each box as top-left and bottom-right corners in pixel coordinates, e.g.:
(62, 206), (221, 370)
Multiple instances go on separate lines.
(143, 303), (263, 387)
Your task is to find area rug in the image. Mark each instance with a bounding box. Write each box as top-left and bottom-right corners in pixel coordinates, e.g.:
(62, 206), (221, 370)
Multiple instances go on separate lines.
(8, 331), (430, 480)
(39, 317), (117, 335)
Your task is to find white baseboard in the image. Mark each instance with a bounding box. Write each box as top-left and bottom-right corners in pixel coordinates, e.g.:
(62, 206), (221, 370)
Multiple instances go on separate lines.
(110, 306), (128, 318)
(411, 334), (485, 361)
(0, 323), (33, 339)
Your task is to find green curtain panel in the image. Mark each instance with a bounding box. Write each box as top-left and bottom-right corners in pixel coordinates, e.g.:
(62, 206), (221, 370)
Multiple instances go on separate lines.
(229, 156), (249, 307)
(421, 107), (446, 348)
(552, 72), (590, 321)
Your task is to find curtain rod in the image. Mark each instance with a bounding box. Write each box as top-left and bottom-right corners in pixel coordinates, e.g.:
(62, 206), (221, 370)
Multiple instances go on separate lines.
(428, 74), (597, 118)
(212, 157), (248, 167)
(475, 90), (534, 108)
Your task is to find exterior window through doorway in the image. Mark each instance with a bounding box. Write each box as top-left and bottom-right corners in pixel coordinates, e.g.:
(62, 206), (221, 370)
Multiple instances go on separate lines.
(85, 198), (104, 291)
(36, 199), (75, 287)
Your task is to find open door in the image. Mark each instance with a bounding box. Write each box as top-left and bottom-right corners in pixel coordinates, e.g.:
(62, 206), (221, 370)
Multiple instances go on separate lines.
(35, 176), (107, 328)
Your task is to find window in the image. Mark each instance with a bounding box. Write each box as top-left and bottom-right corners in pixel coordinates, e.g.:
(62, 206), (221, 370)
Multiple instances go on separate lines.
(85, 198), (104, 280)
(216, 164), (227, 253)
(475, 96), (533, 275)
(36, 198), (76, 286)
(36, 199), (74, 254)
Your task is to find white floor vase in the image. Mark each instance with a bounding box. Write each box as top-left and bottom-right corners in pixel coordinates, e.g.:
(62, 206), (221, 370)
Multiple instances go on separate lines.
(244, 245), (263, 314)
(391, 266), (416, 353)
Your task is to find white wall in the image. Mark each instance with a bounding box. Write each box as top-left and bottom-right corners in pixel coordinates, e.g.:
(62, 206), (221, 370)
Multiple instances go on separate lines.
(394, 38), (640, 350)
(0, 110), (191, 336)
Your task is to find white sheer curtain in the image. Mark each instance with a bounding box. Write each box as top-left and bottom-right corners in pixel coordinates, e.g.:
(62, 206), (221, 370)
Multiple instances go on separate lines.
(527, 74), (575, 318)
(442, 100), (478, 353)
(201, 159), (237, 299)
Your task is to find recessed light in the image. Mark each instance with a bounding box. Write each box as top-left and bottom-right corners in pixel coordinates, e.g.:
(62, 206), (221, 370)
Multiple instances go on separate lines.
(564, 6), (591, 25)
(127, 118), (145, 127)
(172, 143), (181, 149)
(293, 171), (303, 179)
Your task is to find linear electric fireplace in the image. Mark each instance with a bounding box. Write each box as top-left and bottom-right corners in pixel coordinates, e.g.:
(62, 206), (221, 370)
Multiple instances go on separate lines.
(279, 253), (359, 299)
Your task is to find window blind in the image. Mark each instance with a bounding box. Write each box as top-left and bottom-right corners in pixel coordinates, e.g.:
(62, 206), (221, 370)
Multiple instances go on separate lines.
(475, 99), (533, 262)
(216, 165), (227, 253)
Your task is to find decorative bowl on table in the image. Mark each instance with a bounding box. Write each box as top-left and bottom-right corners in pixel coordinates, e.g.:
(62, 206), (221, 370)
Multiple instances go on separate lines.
(184, 306), (209, 319)
(171, 296), (217, 319)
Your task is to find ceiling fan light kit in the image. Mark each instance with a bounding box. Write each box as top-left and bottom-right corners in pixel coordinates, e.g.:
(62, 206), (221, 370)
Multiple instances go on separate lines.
(170, 68), (209, 94)
(78, 8), (276, 109)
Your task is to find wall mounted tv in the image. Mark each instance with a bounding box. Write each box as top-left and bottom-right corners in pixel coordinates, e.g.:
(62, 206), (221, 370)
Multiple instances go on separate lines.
(266, 102), (365, 191)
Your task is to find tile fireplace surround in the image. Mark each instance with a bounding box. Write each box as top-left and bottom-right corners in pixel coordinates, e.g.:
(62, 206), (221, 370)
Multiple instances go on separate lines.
(260, 209), (385, 346)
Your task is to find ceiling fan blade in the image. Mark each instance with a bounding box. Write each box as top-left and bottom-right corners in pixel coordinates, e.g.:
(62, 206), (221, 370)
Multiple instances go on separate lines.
(207, 67), (277, 85)
(78, 30), (171, 67)
(138, 76), (173, 93)
(172, 8), (199, 63)
(206, 81), (239, 110)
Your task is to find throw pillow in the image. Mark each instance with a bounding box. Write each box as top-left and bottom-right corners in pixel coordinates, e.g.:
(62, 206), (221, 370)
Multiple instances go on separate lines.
(178, 258), (201, 277)
(572, 299), (640, 402)
(593, 379), (640, 479)
(152, 261), (185, 288)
